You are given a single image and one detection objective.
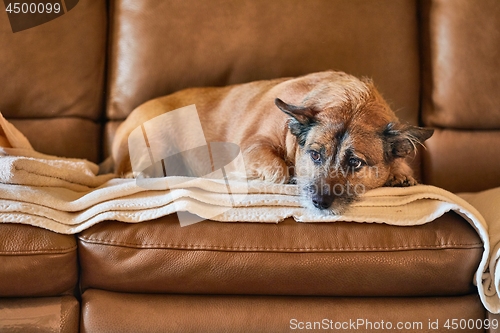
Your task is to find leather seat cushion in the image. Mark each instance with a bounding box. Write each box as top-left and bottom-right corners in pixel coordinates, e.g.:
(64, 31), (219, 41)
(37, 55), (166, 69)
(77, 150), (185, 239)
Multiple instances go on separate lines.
(0, 296), (79, 333)
(0, 224), (78, 297)
(80, 290), (484, 333)
(78, 212), (482, 296)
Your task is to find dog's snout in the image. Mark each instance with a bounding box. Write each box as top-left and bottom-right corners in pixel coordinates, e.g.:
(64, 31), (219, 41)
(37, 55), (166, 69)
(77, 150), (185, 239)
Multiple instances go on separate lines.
(308, 184), (335, 210)
(311, 193), (334, 210)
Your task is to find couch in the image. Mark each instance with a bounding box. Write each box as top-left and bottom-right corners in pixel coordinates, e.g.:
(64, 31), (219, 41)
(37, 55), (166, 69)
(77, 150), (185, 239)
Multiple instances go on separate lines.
(1, 0), (499, 332)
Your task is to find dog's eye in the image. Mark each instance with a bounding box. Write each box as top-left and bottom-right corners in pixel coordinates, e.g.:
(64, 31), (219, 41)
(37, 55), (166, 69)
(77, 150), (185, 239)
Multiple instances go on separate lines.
(348, 157), (364, 170)
(309, 150), (321, 163)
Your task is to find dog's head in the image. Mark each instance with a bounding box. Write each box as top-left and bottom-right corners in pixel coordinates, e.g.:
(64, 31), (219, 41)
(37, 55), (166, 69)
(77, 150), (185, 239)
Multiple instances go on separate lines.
(276, 73), (433, 214)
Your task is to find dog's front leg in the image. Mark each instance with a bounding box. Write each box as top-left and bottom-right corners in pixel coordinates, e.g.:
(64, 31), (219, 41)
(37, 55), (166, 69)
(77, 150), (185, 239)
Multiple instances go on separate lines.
(242, 141), (289, 184)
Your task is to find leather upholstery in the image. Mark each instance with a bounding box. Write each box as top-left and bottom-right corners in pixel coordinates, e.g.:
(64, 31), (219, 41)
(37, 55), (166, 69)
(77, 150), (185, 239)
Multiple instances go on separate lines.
(421, 0), (500, 129)
(81, 290), (485, 333)
(10, 119), (102, 163)
(0, 296), (79, 333)
(78, 213), (481, 296)
(0, 0), (106, 120)
(421, 0), (500, 192)
(424, 129), (500, 192)
(0, 224), (77, 297)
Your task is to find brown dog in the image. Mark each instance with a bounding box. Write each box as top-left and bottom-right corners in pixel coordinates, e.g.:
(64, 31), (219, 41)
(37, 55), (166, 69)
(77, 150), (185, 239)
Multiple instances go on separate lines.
(110, 71), (433, 214)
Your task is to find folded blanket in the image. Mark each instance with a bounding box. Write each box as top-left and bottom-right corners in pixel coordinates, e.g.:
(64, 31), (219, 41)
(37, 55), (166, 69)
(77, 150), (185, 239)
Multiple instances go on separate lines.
(0, 113), (114, 191)
(0, 156), (115, 191)
(1, 112), (500, 313)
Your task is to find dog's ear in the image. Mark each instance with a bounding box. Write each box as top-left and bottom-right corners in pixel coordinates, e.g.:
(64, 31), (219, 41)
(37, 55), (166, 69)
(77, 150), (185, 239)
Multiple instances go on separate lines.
(275, 98), (319, 125)
(383, 123), (434, 160)
(275, 98), (319, 146)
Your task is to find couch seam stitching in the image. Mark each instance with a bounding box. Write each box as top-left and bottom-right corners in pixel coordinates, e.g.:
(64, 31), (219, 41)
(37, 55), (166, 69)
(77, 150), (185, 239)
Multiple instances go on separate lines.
(0, 245), (77, 255)
(78, 237), (482, 251)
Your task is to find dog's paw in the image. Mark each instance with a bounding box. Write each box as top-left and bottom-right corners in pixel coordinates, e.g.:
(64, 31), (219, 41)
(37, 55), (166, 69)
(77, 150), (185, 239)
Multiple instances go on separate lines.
(242, 143), (290, 184)
(248, 169), (288, 184)
(385, 174), (417, 187)
(122, 172), (136, 179)
(246, 161), (289, 184)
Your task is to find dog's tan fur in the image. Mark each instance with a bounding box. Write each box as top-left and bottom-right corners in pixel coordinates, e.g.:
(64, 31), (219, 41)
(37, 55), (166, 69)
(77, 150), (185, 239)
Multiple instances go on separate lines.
(111, 71), (433, 214)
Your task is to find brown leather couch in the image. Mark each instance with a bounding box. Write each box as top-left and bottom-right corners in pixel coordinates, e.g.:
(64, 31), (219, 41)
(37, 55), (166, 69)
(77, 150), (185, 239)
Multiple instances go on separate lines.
(1, 0), (499, 332)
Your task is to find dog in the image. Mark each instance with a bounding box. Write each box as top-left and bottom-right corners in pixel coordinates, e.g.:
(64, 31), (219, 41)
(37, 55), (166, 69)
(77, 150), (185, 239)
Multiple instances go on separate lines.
(110, 71), (433, 214)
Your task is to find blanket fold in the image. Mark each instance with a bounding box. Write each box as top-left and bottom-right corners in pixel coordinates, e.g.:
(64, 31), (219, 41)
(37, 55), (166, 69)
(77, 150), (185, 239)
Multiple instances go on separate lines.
(1, 111), (500, 313)
(0, 112), (114, 191)
(0, 156), (115, 191)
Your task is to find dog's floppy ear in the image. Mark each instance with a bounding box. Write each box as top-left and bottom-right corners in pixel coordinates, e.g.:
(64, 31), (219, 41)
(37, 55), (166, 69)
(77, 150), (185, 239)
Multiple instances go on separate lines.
(383, 123), (434, 160)
(275, 98), (319, 146)
(275, 98), (319, 125)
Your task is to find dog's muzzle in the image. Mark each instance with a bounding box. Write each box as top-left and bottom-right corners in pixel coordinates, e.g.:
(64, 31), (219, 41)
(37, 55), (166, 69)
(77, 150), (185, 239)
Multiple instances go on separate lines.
(311, 193), (335, 210)
(309, 185), (335, 210)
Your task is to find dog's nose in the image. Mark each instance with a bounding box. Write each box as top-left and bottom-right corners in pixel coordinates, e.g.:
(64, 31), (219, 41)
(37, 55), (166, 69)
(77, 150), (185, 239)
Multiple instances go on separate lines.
(311, 194), (334, 210)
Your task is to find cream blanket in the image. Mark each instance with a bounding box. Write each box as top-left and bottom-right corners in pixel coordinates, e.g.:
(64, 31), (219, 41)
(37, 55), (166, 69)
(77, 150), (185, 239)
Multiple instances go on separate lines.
(1, 113), (500, 313)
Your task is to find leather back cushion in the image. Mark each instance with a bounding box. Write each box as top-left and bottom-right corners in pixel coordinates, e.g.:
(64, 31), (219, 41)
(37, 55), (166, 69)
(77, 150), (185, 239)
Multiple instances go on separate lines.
(107, 0), (421, 127)
(0, 0), (106, 161)
(421, 0), (500, 192)
(421, 0), (500, 129)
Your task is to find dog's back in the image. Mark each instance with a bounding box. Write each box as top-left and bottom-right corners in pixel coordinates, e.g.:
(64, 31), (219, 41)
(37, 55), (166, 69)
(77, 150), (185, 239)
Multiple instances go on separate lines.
(111, 75), (300, 175)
